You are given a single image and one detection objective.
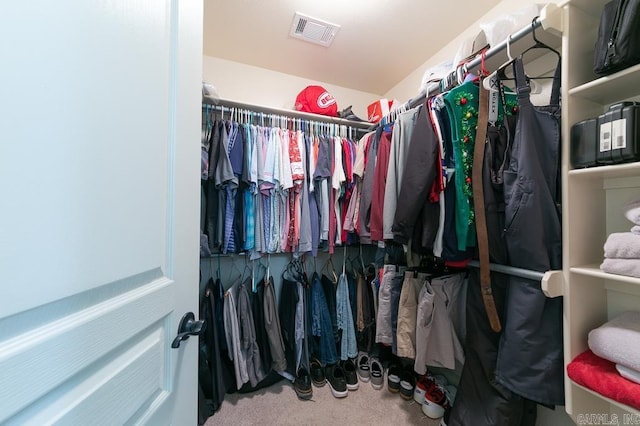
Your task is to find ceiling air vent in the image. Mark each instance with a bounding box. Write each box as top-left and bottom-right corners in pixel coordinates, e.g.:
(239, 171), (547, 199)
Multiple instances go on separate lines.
(289, 12), (340, 47)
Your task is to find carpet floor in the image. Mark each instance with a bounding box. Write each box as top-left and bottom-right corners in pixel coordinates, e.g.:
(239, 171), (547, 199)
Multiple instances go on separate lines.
(205, 378), (441, 426)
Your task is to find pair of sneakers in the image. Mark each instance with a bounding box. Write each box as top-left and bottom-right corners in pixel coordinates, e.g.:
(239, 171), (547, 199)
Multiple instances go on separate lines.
(387, 362), (416, 400)
(414, 373), (457, 419)
(325, 359), (359, 398)
(356, 352), (384, 390)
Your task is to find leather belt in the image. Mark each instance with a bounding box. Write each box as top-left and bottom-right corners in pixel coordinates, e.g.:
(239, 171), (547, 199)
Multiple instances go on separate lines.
(473, 80), (502, 333)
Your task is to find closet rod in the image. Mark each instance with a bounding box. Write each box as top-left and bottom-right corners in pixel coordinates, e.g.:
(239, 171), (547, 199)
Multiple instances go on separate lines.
(378, 15), (545, 125)
(466, 260), (544, 282)
(202, 97), (373, 130)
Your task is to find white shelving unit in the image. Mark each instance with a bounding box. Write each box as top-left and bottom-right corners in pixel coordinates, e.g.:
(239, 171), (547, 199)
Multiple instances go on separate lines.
(562, 0), (640, 420)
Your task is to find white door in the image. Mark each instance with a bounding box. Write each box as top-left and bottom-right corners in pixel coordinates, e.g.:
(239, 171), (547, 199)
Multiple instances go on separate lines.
(0, 1), (203, 424)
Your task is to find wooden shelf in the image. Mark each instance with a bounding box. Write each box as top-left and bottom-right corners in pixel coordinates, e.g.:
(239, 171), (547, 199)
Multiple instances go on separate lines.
(569, 380), (640, 417)
(569, 162), (640, 180)
(568, 63), (640, 105)
(571, 264), (640, 286)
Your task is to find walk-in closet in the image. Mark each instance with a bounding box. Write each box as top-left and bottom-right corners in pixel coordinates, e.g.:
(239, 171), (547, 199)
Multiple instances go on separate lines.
(3, 0), (640, 425)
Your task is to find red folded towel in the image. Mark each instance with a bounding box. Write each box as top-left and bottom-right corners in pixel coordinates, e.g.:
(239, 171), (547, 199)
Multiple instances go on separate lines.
(567, 349), (640, 410)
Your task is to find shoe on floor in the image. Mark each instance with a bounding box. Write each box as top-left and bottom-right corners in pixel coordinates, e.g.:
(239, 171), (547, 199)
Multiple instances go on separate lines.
(422, 385), (448, 419)
(369, 358), (384, 390)
(294, 367), (313, 400)
(326, 363), (348, 398)
(414, 374), (436, 404)
(399, 369), (416, 400)
(341, 358), (359, 391)
(387, 363), (402, 393)
(356, 352), (370, 382)
(310, 357), (326, 387)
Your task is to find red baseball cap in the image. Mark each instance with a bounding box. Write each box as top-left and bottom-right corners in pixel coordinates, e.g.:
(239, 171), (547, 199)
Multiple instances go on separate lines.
(294, 85), (338, 117)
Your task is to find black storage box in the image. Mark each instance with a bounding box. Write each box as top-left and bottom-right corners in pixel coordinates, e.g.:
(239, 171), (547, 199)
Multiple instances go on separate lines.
(598, 112), (614, 165)
(598, 102), (640, 165)
(571, 118), (598, 168)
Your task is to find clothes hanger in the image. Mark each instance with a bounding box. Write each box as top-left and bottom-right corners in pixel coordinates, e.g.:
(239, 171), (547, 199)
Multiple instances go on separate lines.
(342, 245), (347, 277)
(227, 256), (243, 285)
(322, 255), (338, 283)
(266, 253), (271, 280)
(520, 16), (561, 77)
(483, 33), (515, 92)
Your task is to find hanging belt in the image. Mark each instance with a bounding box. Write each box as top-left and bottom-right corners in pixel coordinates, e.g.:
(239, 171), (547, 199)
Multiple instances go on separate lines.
(473, 80), (502, 333)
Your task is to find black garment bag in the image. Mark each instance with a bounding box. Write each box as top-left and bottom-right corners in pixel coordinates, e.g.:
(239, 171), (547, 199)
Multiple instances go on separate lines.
(593, 0), (640, 76)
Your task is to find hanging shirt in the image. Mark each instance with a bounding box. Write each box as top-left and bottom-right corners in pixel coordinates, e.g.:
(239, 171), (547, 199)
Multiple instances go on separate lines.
(382, 108), (420, 240)
(314, 135), (332, 242)
(298, 165), (313, 253)
(443, 81), (485, 250)
(359, 129), (381, 244)
(370, 130), (392, 242)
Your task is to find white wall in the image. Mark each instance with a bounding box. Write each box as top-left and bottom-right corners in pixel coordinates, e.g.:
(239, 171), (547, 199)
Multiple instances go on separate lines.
(203, 56), (378, 120)
(383, 0), (561, 102)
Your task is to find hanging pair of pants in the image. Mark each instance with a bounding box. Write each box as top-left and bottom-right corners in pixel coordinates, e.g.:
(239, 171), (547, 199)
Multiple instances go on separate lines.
(375, 265), (405, 348)
(414, 273), (466, 372)
(396, 271), (430, 359)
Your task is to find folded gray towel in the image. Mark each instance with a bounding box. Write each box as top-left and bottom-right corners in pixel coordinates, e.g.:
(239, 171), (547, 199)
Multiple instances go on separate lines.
(600, 258), (640, 278)
(624, 198), (640, 226)
(588, 311), (640, 373)
(604, 232), (640, 259)
(617, 364), (640, 385)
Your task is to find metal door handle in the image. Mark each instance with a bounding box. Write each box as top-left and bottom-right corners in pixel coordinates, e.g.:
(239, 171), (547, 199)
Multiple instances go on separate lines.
(171, 312), (206, 349)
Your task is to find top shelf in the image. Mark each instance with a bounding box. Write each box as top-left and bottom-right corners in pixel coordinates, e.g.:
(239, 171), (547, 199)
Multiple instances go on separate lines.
(569, 161), (640, 180)
(568, 63), (640, 105)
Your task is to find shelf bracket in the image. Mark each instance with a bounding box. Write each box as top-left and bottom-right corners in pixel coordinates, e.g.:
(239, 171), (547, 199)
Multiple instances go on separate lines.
(539, 3), (563, 35)
(541, 270), (564, 298)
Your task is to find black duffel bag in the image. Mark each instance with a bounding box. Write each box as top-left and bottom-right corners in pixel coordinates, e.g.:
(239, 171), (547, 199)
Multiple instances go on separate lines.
(593, 0), (640, 76)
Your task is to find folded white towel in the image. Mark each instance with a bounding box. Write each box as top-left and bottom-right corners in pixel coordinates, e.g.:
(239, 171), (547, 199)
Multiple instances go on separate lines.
(600, 258), (640, 278)
(604, 232), (640, 259)
(588, 311), (640, 373)
(617, 364), (640, 385)
(624, 198), (640, 226)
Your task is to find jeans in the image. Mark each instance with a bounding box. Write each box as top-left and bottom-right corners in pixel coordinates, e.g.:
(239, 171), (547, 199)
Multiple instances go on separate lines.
(311, 272), (339, 366)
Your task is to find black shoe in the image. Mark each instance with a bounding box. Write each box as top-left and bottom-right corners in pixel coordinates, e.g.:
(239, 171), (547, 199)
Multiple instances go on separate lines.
(399, 369), (416, 400)
(294, 367), (313, 400)
(387, 362), (402, 393)
(310, 357), (326, 387)
(341, 358), (359, 391)
(326, 363), (348, 398)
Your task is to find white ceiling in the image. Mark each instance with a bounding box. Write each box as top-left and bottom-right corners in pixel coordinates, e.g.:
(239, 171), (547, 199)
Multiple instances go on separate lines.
(203, 0), (504, 95)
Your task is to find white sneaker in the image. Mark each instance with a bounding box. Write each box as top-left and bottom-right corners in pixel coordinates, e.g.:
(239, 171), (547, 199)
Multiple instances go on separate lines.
(422, 385), (448, 419)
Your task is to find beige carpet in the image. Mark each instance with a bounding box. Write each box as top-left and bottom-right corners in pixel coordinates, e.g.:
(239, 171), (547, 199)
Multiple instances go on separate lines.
(205, 378), (441, 426)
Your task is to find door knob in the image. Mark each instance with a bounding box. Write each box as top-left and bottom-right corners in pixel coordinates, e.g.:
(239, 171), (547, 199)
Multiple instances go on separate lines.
(171, 312), (206, 349)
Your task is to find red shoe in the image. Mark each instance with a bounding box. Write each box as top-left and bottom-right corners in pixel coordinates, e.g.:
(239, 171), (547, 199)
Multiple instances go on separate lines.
(413, 374), (437, 404)
(422, 385), (449, 419)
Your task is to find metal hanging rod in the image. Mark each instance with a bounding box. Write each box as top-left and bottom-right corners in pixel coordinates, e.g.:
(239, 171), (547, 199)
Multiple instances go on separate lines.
(203, 97), (373, 130)
(466, 260), (545, 282)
